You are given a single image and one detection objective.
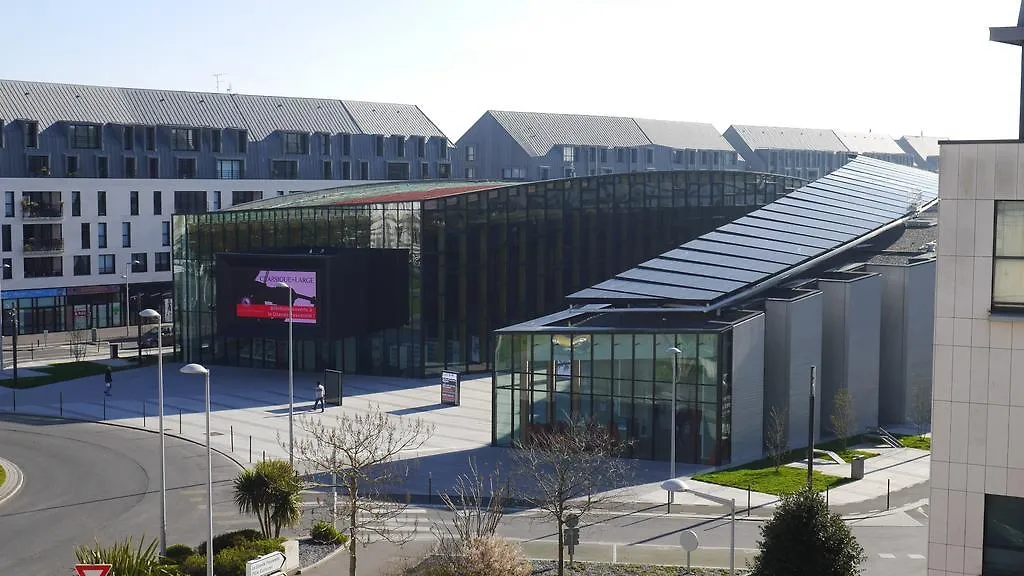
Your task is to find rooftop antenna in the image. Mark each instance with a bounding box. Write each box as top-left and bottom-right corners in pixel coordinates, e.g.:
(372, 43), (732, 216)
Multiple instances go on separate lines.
(213, 73), (227, 92)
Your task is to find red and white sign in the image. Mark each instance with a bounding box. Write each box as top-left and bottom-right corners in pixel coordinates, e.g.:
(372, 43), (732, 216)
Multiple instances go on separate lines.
(236, 303), (317, 322)
(75, 565), (112, 576)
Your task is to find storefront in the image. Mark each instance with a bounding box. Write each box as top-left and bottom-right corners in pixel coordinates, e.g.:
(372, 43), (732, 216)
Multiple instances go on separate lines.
(1, 281), (171, 335)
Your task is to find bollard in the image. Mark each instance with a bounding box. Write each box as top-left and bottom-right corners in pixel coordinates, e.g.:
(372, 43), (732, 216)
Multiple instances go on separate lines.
(262, 450), (266, 462)
(143, 401), (147, 427)
(886, 479), (890, 510)
(102, 394), (106, 419)
(428, 472), (432, 505)
(60, 391), (63, 417)
(231, 426), (234, 452)
(747, 485), (751, 517)
(249, 435), (252, 463)
(12, 389), (15, 413)
(179, 409), (182, 434)
(826, 485), (829, 507)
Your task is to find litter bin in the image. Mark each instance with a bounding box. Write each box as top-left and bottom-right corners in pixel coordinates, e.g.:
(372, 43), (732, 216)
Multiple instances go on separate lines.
(851, 456), (865, 480)
(109, 342), (119, 359)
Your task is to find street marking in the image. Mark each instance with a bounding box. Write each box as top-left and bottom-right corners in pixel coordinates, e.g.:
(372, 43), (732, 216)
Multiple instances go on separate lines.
(908, 554), (925, 560)
(878, 553), (896, 559)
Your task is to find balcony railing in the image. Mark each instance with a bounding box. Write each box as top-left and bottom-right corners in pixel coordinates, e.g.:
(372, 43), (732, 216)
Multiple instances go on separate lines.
(21, 202), (64, 219)
(23, 239), (64, 253)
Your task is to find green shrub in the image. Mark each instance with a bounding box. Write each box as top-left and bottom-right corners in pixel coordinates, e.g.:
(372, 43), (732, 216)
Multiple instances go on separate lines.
(74, 536), (179, 576)
(180, 554), (206, 576)
(195, 529), (262, 556)
(310, 520), (347, 545)
(164, 544), (194, 564)
(212, 539), (286, 576)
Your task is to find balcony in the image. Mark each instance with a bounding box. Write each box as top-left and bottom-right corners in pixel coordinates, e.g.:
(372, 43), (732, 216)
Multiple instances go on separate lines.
(23, 238), (64, 254)
(21, 200), (63, 219)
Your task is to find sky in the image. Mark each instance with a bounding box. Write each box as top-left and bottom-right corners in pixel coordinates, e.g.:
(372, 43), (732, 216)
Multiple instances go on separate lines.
(2, 0), (1022, 142)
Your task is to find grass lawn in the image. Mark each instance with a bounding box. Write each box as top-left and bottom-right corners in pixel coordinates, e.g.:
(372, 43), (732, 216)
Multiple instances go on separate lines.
(899, 435), (931, 451)
(0, 463), (5, 488)
(0, 360), (147, 390)
(834, 449), (880, 462)
(695, 466), (849, 496)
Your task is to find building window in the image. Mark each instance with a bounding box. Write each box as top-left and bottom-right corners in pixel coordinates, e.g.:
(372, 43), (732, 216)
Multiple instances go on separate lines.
(501, 168), (525, 180)
(176, 157), (196, 179)
(600, 148), (608, 163)
(320, 133), (331, 155)
(465, 167), (476, 179)
(148, 157), (159, 179)
(375, 135), (385, 157)
(322, 160), (333, 179)
(993, 201), (1024, 310)
(387, 162), (410, 180)
(161, 221), (170, 246)
(1, 225), (10, 252)
(465, 145), (476, 162)
(122, 222), (132, 248)
(563, 146), (575, 163)
(71, 191), (81, 216)
(616, 148), (624, 163)
(984, 494), (1024, 573)
(216, 159), (243, 179)
(564, 167), (575, 178)
(97, 222), (107, 248)
(271, 160), (299, 179)
(438, 163), (451, 179)
(131, 253), (147, 273)
(342, 133), (351, 156)
(68, 124), (100, 149)
(98, 254), (115, 274)
(212, 128), (222, 153)
(154, 251), (171, 272)
(539, 166), (550, 180)
(4, 191), (13, 217)
(65, 155), (79, 177)
(130, 191), (139, 215)
(282, 132), (309, 154)
(123, 125), (134, 150)
(171, 128), (200, 151)
(24, 121), (38, 148)
(153, 191), (162, 215)
(360, 161), (370, 180)
(630, 148), (638, 163)
(231, 191), (262, 206)
(439, 138), (449, 160)
(213, 190), (221, 210)
(97, 191), (107, 216)
(394, 136), (406, 158)
(145, 126), (156, 151)
(416, 137), (426, 158)
(97, 156), (109, 178)
(80, 223), (90, 249)
(238, 129), (248, 153)
(74, 255), (90, 276)
(420, 163), (429, 179)
(1, 258), (10, 280)
(646, 148), (654, 164)
(124, 156), (136, 178)
(342, 161), (351, 180)
(174, 191), (207, 214)
(27, 155), (49, 176)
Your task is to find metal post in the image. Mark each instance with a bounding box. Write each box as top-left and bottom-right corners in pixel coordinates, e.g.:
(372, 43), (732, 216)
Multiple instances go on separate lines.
(143, 401), (146, 427)
(730, 498), (736, 576)
(204, 370), (213, 576)
(102, 394), (105, 419)
(249, 435), (252, 462)
(670, 354), (677, 480)
(287, 288), (294, 468)
(231, 425), (234, 452)
(807, 366), (816, 490)
(331, 469), (338, 529)
(428, 472), (432, 505)
(747, 485), (751, 517)
(11, 308), (17, 387)
(124, 264), (131, 338)
(156, 315), (166, 556)
(60, 391), (63, 417)
(179, 409), (182, 434)
(887, 479), (890, 510)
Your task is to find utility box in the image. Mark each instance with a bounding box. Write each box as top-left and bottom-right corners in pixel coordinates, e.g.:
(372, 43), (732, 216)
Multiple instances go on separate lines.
(851, 456), (865, 480)
(109, 342), (119, 359)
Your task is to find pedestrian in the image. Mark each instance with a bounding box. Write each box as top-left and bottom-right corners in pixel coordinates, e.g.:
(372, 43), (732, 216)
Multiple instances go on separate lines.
(104, 366), (113, 396)
(313, 380), (325, 412)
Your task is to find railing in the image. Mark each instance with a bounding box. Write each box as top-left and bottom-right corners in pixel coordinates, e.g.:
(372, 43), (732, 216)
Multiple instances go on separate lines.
(23, 239), (64, 253)
(22, 203), (63, 218)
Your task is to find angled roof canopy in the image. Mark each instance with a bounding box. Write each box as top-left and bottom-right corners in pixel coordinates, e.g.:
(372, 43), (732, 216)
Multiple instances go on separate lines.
(566, 156), (938, 311)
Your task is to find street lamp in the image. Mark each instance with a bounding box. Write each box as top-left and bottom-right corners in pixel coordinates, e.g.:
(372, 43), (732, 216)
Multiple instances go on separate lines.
(180, 363), (213, 576)
(668, 346), (682, 482)
(140, 308), (167, 555)
(122, 260), (141, 338)
(662, 479), (735, 576)
(0, 262), (9, 370)
(270, 280), (294, 468)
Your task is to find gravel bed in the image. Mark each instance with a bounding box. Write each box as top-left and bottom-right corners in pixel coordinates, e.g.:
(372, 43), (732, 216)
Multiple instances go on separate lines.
(298, 538), (342, 567)
(530, 561), (747, 576)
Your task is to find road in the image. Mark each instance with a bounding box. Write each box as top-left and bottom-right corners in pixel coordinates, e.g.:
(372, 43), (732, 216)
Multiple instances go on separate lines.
(0, 415), (253, 574)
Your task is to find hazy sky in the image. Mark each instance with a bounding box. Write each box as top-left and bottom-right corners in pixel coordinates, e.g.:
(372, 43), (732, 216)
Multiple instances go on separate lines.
(3, 0), (1022, 141)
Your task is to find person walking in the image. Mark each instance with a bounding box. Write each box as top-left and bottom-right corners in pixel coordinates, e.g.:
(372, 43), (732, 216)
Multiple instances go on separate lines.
(313, 381), (325, 412)
(104, 366), (113, 396)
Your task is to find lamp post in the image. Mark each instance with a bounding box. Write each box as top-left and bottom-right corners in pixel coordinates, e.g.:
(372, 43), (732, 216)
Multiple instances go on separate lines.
(662, 479), (735, 576)
(141, 308), (167, 555)
(180, 363), (213, 576)
(668, 346), (682, 481)
(0, 262), (9, 370)
(270, 281), (295, 467)
(122, 260), (140, 338)
(808, 366), (816, 489)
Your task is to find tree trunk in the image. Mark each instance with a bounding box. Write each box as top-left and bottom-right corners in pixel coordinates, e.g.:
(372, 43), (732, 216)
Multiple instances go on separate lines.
(557, 517), (564, 576)
(349, 480), (358, 576)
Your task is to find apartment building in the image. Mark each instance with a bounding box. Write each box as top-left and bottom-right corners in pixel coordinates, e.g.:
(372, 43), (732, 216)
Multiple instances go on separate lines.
(898, 135), (944, 172)
(0, 79), (449, 334)
(455, 110), (742, 181)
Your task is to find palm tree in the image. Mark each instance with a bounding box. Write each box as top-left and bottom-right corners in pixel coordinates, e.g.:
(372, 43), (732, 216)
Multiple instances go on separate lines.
(233, 460), (303, 538)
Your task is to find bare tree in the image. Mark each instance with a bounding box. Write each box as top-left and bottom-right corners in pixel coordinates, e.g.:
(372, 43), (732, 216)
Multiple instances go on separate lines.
(908, 380), (932, 434)
(511, 419), (633, 576)
(290, 405), (434, 576)
(69, 329), (89, 362)
(830, 389), (856, 451)
(765, 406), (789, 472)
(431, 458), (510, 572)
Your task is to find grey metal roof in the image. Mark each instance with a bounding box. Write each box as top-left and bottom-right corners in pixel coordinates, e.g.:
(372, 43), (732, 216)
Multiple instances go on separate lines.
(485, 110), (734, 157)
(566, 156), (939, 310)
(0, 79), (446, 140)
(897, 135), (943, 160)
(632, 118), (734, 151)
(833, 131), (906, 155)
(727, 124), (849, 152)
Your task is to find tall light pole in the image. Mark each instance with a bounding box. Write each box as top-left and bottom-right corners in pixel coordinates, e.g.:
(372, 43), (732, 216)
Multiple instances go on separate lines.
(122, 260), (140, 338)
(663, 479), (735, 576)
(668, 347), (682, 481)
(141, 308), (167, 555)
(271, 281), (294, 467)
(808, 365), (816, 490)
(0, 262), (9, 370)
(180, 363), (213, 576)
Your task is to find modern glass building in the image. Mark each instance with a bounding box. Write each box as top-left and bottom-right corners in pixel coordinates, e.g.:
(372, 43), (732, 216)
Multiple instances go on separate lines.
(174, 170), (804, 378)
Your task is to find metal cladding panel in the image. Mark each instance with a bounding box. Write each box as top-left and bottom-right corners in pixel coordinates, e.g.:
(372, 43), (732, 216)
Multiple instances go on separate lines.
(343, 100), (447, 138)
(834, 131), (906, 155)
(632, 117), (735, 151)
(725, 124), (849, 152)
(488, 110), (648, 157)
(566, 156), (938, 307)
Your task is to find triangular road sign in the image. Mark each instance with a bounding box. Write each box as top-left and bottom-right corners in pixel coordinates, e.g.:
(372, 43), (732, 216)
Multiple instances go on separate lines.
(74, 564), (112, 576)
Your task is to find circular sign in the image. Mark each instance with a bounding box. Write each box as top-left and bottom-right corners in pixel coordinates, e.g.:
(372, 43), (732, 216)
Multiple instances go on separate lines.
(564, 513), (579, 528)
(679, 529), (699, 552)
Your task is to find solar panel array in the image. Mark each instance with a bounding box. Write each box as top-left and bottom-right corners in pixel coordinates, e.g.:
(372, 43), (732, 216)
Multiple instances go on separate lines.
(566, 156), (939, 307)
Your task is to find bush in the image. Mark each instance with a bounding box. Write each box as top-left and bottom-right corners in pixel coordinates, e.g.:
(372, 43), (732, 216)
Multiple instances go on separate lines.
(195, 529), (263, 556)
(180, 554), (206, 576)
(310, 520), (347, 545)
(213, 539), (286, 576)
(74, 536), (179, 576)
(431, 537), (531, 576)
(164, 544), (194, 564)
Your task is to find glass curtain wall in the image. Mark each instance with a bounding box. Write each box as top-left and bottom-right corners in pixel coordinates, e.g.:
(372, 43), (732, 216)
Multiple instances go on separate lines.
(493, 329), (733, 466)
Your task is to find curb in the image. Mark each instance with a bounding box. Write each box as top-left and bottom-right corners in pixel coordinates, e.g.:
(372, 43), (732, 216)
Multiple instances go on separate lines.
(0, 455), (24, 508)
(293, 541), (350, 575)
